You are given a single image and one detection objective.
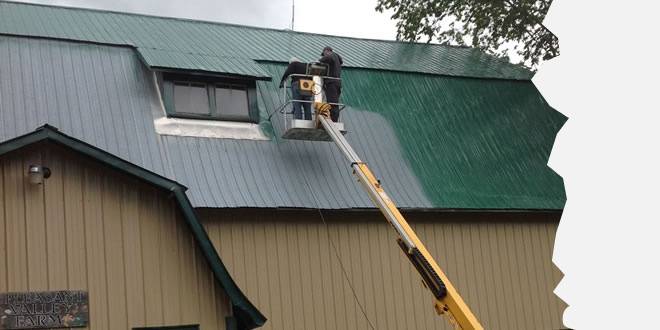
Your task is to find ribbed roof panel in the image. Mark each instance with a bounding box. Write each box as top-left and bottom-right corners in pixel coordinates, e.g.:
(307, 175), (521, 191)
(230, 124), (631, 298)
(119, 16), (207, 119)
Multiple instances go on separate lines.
(0, 35), (565, 210)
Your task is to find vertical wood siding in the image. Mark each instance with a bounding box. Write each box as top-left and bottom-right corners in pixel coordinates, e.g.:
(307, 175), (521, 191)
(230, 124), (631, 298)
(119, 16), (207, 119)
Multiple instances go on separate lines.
(0, 144), (230, 330)
(201, 209), (565, 330)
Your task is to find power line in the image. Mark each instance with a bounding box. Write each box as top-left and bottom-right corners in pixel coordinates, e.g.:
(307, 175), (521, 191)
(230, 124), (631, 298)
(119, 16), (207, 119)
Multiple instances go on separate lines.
(269, 109), (376, 329)
(295, 153), (377, 330)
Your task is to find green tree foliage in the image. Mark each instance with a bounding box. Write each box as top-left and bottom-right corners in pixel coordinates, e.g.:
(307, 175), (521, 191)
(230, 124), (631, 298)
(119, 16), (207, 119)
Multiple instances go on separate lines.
(375, 0), (558, 68)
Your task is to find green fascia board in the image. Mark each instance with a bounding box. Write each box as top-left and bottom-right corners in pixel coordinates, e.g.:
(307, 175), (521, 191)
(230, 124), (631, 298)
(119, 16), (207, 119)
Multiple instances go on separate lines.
(0, 125), (267, 330)
(137, 47), (272, 81)
(0, 0), (533, 80)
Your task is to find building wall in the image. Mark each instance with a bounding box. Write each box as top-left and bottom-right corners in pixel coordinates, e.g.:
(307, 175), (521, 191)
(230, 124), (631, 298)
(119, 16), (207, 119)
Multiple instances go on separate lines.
(201, 209), (565, 330)
(0, 143), (231, 330)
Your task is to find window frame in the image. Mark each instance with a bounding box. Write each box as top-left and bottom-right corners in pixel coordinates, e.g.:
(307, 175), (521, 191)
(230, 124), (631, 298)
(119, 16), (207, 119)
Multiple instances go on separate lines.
(160, 72), (259, 123)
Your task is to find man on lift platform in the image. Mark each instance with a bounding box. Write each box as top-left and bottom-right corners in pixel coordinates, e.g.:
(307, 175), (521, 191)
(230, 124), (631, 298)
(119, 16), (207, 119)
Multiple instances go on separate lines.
(279, 57), (312, 120)
(319, 46), (343, 122)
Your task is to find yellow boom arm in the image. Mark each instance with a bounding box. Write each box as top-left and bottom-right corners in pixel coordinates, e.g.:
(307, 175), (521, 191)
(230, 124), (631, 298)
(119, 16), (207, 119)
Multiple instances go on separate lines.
(315, 103), (483, 330)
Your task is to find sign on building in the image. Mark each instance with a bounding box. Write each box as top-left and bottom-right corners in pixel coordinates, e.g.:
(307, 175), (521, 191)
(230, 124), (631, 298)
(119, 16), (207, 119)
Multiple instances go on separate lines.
(0, 291), (88, 329)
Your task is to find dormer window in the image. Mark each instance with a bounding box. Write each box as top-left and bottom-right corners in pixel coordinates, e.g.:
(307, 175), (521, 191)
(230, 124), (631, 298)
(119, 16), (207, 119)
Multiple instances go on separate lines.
(160, 73), (257, 123)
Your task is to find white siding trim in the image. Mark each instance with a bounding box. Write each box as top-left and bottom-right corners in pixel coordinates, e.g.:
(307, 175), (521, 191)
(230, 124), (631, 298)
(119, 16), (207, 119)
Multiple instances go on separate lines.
(153, 117), (269, 140)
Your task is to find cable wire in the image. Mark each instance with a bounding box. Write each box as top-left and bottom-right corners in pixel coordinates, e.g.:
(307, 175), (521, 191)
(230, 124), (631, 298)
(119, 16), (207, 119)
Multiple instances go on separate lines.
(264, 33), (377, 324)
(268, 94), (376, 328)
(295, 145), (377, 330)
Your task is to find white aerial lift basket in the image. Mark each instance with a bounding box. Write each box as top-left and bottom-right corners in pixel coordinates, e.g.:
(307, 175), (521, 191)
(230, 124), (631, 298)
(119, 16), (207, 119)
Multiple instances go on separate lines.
(278, 63), (346, 141)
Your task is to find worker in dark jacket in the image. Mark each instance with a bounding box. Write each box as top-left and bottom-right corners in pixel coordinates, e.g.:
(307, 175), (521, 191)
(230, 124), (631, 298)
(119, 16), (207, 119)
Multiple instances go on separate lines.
(319, 46), (343, 122)
(279, 57), (311, 120)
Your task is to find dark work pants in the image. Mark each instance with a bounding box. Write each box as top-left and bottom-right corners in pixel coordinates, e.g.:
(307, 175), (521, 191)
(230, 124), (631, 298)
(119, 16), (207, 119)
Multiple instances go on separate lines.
(291, 82), (312, 120)
(324, 82), (342, 122)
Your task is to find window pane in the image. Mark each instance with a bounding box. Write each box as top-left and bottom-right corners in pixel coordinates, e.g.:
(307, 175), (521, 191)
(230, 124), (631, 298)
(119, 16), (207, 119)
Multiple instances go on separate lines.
(215, 86), (250, 121)
(173, 82), (209, 115)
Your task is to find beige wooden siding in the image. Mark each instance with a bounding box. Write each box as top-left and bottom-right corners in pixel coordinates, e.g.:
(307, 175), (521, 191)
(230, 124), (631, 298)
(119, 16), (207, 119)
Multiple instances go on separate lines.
(201, 209), (565, 330)
(0, 144), (230, 330)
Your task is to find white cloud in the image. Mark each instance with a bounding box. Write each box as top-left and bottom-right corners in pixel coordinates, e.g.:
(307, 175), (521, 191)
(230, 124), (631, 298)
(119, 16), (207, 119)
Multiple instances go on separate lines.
(14, 0), (291, 27)
(293, 0), (397, 40)
(13, 0), (398, 41)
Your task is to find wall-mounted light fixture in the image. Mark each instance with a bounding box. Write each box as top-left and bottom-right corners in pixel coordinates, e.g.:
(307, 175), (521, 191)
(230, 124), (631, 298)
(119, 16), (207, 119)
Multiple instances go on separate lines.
(28, 164), (51, 185)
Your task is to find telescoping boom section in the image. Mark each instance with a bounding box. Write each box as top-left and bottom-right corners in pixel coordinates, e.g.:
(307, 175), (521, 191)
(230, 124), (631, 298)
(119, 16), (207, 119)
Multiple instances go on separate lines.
(316, 109), (484, 330)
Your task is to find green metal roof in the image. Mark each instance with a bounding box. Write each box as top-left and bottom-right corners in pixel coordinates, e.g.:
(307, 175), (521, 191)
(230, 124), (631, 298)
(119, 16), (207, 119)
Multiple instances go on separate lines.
(0, 35), (564, 210)
(259, 63), (567, 210)
(0, 0), (533, 80)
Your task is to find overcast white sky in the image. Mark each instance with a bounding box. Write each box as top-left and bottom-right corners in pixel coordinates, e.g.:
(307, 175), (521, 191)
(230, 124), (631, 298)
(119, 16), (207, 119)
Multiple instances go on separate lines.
(14, 0), (399, 40)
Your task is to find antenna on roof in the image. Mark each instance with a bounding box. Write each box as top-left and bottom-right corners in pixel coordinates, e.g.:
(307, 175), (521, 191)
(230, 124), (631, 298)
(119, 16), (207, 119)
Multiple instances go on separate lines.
(290, 0), (295, 30)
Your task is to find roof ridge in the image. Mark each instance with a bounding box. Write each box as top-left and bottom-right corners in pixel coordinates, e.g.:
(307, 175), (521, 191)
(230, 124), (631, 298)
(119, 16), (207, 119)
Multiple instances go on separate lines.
(0, 0), (475, 51)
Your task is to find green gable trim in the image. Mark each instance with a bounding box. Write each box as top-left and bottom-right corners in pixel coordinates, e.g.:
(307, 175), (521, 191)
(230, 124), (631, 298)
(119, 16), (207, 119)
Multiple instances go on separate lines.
(0, 125), (267, 330)
(0, 0), (532, 80)
(0, 125), (183, 192)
